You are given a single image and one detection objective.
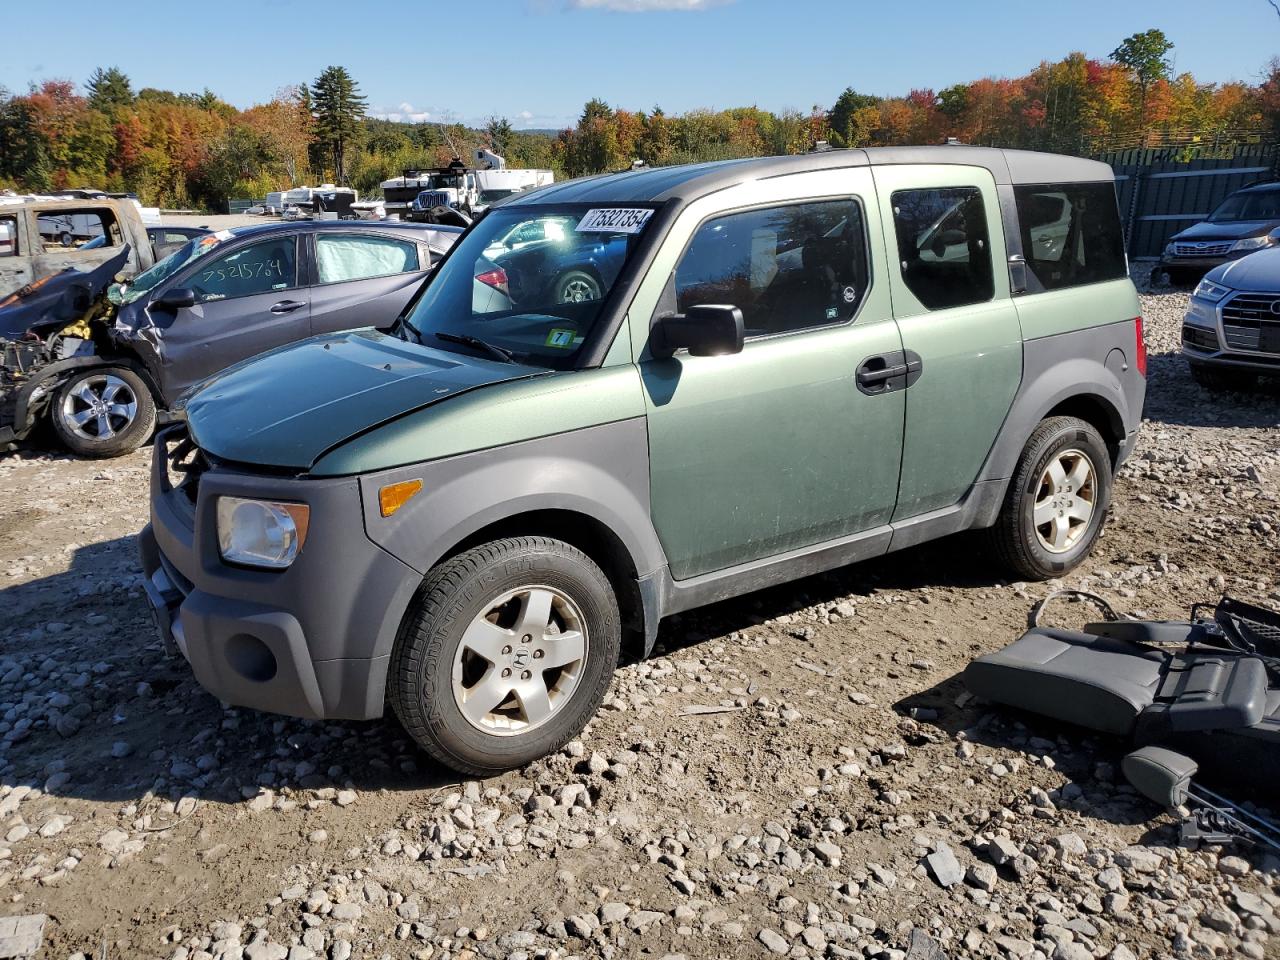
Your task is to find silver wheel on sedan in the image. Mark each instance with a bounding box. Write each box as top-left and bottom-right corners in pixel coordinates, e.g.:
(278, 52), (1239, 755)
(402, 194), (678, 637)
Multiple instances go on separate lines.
(1032, 448), (1096, 554)
(452, 585), (588, 735)
(59, 373), (138, 442)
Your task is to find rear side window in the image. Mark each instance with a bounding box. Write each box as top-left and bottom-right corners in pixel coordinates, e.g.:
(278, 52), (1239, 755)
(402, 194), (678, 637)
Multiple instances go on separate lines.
(890, 187), (993, 310)
(0, 216), (17, 257)
(36, 209), (119, 251)
(675, 199), (870, 337)
(315, 233), (419, 284)
(1014, 182), (1127, 292)
(189, 237), (297, 302)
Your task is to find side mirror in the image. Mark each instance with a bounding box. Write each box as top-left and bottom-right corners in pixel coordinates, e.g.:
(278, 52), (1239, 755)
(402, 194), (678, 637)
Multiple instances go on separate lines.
(154, 287), (196, 310)
(652, 304), (744, 359)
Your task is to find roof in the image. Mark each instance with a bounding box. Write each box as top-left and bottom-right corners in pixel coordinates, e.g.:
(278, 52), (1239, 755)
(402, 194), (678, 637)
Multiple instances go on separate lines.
(226, 219), (464, 247)
(508, 147), (1115, 208)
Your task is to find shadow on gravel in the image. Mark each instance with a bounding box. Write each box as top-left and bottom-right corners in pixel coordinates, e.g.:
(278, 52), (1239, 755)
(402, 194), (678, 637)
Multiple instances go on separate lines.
(651, 532), (1005, 659)
(1142, 355), (1280, 429)
(1, 538), (466, 807)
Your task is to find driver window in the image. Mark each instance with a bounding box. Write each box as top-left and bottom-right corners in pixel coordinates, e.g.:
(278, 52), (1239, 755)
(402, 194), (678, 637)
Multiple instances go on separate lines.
(675, 199), (871, 337)
(189, 237), (298, 303)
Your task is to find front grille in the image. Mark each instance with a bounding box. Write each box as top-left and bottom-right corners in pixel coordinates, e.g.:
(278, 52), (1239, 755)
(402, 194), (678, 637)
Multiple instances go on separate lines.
(1173, 242), (1232, 257)
(1222, 293), (1280, 355)
(1181, 324), (1219, 351)
(160, 425), (210, 507)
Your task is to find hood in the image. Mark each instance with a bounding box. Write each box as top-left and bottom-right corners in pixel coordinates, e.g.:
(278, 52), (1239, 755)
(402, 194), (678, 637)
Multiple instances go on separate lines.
(183, 329), (545, 469)
(0, 248), (128, 339)
(1172, 220), (1277, 242)
(1211, 247), (1280, 292)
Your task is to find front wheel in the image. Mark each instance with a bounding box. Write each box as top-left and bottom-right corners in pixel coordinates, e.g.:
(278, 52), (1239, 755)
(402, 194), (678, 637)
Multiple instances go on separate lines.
(988, 416), (1112, 580)
(389, 537), (620, 776)
(51, 366), (156, 458)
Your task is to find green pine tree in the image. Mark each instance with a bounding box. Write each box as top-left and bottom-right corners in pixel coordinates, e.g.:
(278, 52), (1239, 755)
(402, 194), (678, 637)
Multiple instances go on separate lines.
(310, 66), (367, 184)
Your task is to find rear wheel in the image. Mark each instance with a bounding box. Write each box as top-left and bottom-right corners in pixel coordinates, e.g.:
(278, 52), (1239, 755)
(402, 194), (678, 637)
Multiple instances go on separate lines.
(989, 416), (1112, 580)
(1190, 362), (1256, 393)
(555, 270), (601, 304)
(389, 537), (620, 776)
(51, 366), (156, 458)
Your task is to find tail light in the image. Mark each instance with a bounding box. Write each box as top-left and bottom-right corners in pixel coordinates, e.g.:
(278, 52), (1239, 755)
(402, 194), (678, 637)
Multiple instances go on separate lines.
(1134, 316), (1148, 378)
(475, 267), (509, 297)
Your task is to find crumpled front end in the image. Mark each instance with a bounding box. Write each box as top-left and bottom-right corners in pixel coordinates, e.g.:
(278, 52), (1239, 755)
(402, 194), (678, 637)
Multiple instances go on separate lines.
(0, 248), (128, 446)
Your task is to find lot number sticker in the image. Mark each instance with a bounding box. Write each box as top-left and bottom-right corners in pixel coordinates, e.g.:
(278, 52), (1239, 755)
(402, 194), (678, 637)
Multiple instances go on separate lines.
(577, 208), (653, 234)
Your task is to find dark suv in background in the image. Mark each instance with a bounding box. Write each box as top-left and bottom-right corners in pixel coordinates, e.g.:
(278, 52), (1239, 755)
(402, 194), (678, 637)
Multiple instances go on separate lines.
(1157, 181), (1280, 284)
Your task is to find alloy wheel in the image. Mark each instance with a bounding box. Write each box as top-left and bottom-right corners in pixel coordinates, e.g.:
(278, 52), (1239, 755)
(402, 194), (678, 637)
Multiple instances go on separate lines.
(60, 374), (138, 442)
(452, 585), (588, 735)
(1032, 448), (1096, 553)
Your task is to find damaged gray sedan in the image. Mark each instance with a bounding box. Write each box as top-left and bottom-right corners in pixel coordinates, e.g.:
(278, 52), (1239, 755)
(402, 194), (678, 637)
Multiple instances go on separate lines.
(0, 221), (460, 457)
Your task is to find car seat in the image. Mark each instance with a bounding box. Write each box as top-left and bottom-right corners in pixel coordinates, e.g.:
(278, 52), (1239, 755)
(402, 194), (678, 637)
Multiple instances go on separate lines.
(963, 598), (1280, 790)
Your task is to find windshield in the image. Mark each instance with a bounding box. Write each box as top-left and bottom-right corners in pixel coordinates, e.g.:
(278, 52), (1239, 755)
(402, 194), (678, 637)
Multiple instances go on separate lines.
(111, 231), (229, 304)
(400, 204), (656, 368)
(1209, 190), (1280, 222)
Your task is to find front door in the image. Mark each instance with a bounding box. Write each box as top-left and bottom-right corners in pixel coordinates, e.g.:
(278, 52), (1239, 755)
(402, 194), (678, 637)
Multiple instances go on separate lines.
(869, 165), (1023, 520)
(635, 169), (905, 581)
(153, 234), (310, 399)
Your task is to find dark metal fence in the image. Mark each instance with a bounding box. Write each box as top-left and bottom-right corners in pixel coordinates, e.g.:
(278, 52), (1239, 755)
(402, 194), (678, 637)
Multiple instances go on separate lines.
(1098, 146), (1280, 258)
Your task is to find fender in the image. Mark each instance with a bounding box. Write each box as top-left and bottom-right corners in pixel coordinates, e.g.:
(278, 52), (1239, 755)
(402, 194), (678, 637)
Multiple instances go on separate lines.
(978, 320), (1139, 488)
(357, 418), (667, 638)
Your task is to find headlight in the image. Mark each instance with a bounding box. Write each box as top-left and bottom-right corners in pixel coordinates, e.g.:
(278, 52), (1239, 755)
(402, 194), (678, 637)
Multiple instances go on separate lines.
(1163, 243), (1176, 256)
(1192, 278), (1232, 303)
(1230, 235), (1278, 252)
(216, 497), (310, 569)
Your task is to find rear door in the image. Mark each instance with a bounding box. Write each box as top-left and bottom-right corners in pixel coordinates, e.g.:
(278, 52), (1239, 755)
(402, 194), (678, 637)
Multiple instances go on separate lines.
(149, 234), (309, 399)
(870, 164), (1023, 520)
(307, 231), (430, 335)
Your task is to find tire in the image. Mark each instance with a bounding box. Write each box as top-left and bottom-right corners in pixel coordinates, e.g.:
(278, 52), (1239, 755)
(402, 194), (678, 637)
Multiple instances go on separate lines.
(1190, 362), (1256, 393)
(389, 537), (621, 776)
(988, 416), (1113, 581)
(554, 270), (602, 304)
(51, 366), (156, 458)
(59, 232), (73, 247)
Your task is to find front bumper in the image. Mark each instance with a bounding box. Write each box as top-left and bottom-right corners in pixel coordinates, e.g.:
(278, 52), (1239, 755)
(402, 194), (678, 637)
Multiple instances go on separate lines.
(1181, 342), (1280, 375)
(139, 428), (423, 721)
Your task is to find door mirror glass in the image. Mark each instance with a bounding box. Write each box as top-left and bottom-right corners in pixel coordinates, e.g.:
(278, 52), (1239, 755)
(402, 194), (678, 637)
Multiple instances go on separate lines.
(652, 304), (744, 358)
(154, 287), (197, 310)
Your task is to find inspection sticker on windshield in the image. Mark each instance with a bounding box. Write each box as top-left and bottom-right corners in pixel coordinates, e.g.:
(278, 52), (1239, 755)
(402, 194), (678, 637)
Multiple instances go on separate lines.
(577, 208), (653, 234)
(545, 328), (578, 348)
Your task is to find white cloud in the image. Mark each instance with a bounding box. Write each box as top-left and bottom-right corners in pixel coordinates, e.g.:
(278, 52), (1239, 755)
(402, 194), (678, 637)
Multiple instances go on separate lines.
(568, 0), (732, 10)
(371, 102), (432, 123)
(518, 110), (534, 120)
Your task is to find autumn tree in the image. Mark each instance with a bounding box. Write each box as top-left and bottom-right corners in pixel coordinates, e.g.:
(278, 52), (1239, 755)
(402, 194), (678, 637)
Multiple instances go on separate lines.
(310, 66), (366, 183)
(828, 88), (881, 147)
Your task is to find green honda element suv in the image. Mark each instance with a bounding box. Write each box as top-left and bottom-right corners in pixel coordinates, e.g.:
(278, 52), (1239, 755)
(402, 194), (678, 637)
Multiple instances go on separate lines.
(140, 147), (1146, 774)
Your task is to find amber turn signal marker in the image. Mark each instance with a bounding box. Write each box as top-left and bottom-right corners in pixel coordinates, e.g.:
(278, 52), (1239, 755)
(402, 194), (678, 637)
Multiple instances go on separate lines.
(379, 479), (423, 517)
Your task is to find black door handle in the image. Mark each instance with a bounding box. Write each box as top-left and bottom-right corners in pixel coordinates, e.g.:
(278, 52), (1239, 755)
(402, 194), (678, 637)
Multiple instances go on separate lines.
(270, 300), (306, 314)
(856, 350), (923, 395)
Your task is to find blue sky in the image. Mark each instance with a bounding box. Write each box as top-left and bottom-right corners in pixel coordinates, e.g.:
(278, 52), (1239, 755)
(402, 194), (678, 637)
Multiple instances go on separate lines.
(4, 0), (1278, 130)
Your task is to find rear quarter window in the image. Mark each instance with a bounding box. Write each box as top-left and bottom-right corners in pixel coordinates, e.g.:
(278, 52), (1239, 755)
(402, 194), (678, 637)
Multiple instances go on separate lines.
(1014, 182), (1127, 292)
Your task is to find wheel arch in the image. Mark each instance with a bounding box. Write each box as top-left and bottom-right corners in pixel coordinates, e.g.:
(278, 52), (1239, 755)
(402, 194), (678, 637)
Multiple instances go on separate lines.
(439, 508), (648, 663)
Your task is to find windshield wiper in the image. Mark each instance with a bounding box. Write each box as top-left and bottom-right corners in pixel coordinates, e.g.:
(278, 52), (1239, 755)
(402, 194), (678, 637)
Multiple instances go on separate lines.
(397, 315), (422, 341)
(434, 331), (515, 363)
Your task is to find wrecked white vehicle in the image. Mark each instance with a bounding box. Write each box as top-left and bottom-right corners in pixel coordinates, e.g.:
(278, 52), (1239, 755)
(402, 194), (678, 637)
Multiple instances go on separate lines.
(0, 220), (460, 457)
(0, 196), (156, 298)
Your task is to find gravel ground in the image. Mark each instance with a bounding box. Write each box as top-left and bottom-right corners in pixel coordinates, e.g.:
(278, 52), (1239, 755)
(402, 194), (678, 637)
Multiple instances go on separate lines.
(0, 277), (1278, 960)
